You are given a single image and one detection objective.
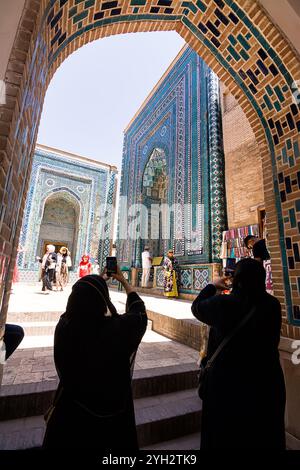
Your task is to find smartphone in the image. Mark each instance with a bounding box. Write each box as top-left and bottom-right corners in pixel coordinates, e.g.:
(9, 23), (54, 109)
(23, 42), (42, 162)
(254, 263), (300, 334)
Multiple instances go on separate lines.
(106, 256), (117, 276)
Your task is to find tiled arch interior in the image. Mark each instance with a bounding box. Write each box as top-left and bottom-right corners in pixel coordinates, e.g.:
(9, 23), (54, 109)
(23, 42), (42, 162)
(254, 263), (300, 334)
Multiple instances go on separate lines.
(1, 0), (300, 334)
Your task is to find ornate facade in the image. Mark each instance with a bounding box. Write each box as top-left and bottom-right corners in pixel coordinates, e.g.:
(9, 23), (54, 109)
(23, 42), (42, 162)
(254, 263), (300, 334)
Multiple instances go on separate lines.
(18, 145), (117, 280)
(117, 47), (226, 293)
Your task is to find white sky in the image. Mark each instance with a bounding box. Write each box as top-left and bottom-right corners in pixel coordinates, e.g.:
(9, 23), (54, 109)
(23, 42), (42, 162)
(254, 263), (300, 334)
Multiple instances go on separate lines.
(37, 31), (185, 171)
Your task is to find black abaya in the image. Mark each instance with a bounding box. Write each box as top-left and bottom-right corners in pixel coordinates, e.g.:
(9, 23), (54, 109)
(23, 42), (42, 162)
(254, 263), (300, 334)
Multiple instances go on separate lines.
(192, 284), (286, 450)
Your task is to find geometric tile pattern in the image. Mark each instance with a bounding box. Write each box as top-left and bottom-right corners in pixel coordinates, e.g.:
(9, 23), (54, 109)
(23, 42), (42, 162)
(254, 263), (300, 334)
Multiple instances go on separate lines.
(155, 264), (212, 293)
(181, 268), (193, 290)
(208, 71), (227, 261)
(193, 267), (210, 290)
(156, 267), (165, 289)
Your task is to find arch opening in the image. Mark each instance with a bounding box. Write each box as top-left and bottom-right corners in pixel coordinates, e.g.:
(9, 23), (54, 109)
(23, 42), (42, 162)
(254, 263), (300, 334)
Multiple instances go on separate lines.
(38, 193), (79, 266)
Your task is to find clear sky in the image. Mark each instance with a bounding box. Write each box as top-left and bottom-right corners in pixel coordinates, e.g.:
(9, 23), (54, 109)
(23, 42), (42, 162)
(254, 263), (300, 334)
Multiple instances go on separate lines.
(37, 31), (185, 171)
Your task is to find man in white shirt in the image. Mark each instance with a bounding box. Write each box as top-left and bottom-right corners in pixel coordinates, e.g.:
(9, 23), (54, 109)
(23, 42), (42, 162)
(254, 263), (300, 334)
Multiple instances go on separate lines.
(141, 246), (152, 288)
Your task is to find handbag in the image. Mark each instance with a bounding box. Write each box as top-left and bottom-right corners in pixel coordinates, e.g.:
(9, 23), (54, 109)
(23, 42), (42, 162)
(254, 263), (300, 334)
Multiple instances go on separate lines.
(197, 305), (256, 400)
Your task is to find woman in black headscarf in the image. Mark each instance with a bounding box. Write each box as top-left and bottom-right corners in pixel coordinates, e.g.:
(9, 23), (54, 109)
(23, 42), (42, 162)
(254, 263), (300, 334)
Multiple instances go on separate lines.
(43, 266), (147, 450)
(191, 258), (286, 450)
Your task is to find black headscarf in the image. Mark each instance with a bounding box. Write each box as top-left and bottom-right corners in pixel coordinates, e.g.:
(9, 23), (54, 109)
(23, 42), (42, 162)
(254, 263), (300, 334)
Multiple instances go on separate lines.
(64, 275), (118, 321)
(231, 258), (266, 300)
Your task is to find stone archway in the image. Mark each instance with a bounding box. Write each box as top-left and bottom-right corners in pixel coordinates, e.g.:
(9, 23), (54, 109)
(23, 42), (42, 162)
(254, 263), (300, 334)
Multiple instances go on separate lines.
(38, 194), (79, 264)
(0, 0), (300, 336)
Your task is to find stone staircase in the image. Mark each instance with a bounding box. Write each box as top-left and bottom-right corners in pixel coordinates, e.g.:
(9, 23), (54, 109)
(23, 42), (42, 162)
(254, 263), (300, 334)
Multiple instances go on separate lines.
(0, 308), (201, 450)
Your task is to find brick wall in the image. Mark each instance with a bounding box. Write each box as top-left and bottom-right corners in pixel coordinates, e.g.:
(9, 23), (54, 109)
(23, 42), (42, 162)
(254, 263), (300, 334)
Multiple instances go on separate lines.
(220, 83), (265, 228)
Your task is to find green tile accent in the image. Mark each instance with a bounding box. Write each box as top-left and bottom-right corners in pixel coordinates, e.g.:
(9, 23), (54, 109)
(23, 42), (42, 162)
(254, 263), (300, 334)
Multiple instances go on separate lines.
(284, 217), (289, 223)
(261, 103), (266, 109)
(228, 34), (237, 46)
(289, 208), (297, 228)
(246, 32), (251, 40)
(133, 7), (139, 13)
(273, 100), (281, 112)
(237, 33), (250, 51)
(182, 1), (198, 14)
(282, 85), (289, 92)
(73, 10), (88, 23)
(289, 156), (295, 167)
(294, 141), (300, 159)
(85, 0), (95, 8)
(232, 2), (245, 20)
(266, 85), (273, 96)
(282, 146), (288, 163)
(263, 94), (273, 111)
(130, 0), (146, 5)
(226, 54), (232, 62)
(287, 139), (292, 150)
(227, 45), (240, 62)
(240, 49), (249, 61)
(274, 85), (285, 103)
(75, 0), (85, 4)
(196, 0), (207, 12)
(69, 6), (77, 18)
(78, 21), (83, 29)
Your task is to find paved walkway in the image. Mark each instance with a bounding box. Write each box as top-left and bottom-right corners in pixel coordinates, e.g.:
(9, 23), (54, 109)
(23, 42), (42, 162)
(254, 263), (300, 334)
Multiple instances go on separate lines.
(3, 283), (198, 387)
(9, 283), (194, 317)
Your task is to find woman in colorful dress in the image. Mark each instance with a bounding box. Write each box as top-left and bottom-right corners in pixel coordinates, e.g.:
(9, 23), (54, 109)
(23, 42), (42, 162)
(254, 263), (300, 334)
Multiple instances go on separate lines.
(163, 249), (179, 298)
(77, 254), (92, 279)
(56, 247), (72, 291)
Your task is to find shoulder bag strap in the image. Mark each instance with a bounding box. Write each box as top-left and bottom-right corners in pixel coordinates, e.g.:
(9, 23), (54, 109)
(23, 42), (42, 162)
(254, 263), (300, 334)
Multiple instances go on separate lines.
(206, 305), (256, 370)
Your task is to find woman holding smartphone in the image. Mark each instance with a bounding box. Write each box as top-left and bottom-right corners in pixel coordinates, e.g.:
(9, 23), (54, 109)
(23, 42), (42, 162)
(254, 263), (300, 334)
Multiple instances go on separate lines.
(192, 258), (285, 450)
(43, 266), (147, 450)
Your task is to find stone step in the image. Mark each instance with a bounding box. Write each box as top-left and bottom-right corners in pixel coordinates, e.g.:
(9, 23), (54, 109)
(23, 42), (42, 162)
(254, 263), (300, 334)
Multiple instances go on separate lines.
(14, 322), (57, 336)
(0, 389), (201, 450)
(136, 388), (201, 448)
(7, 311), (63, 323)
(142, 431), (200, 450)
(147, 310), (202, 351)
(0, 362), (198, 421)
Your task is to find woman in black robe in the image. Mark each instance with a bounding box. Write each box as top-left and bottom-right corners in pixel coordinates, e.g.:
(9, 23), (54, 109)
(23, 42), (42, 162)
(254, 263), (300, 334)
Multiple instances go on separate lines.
(191, 258), (286, 450)
(43, 267), (147, 450)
